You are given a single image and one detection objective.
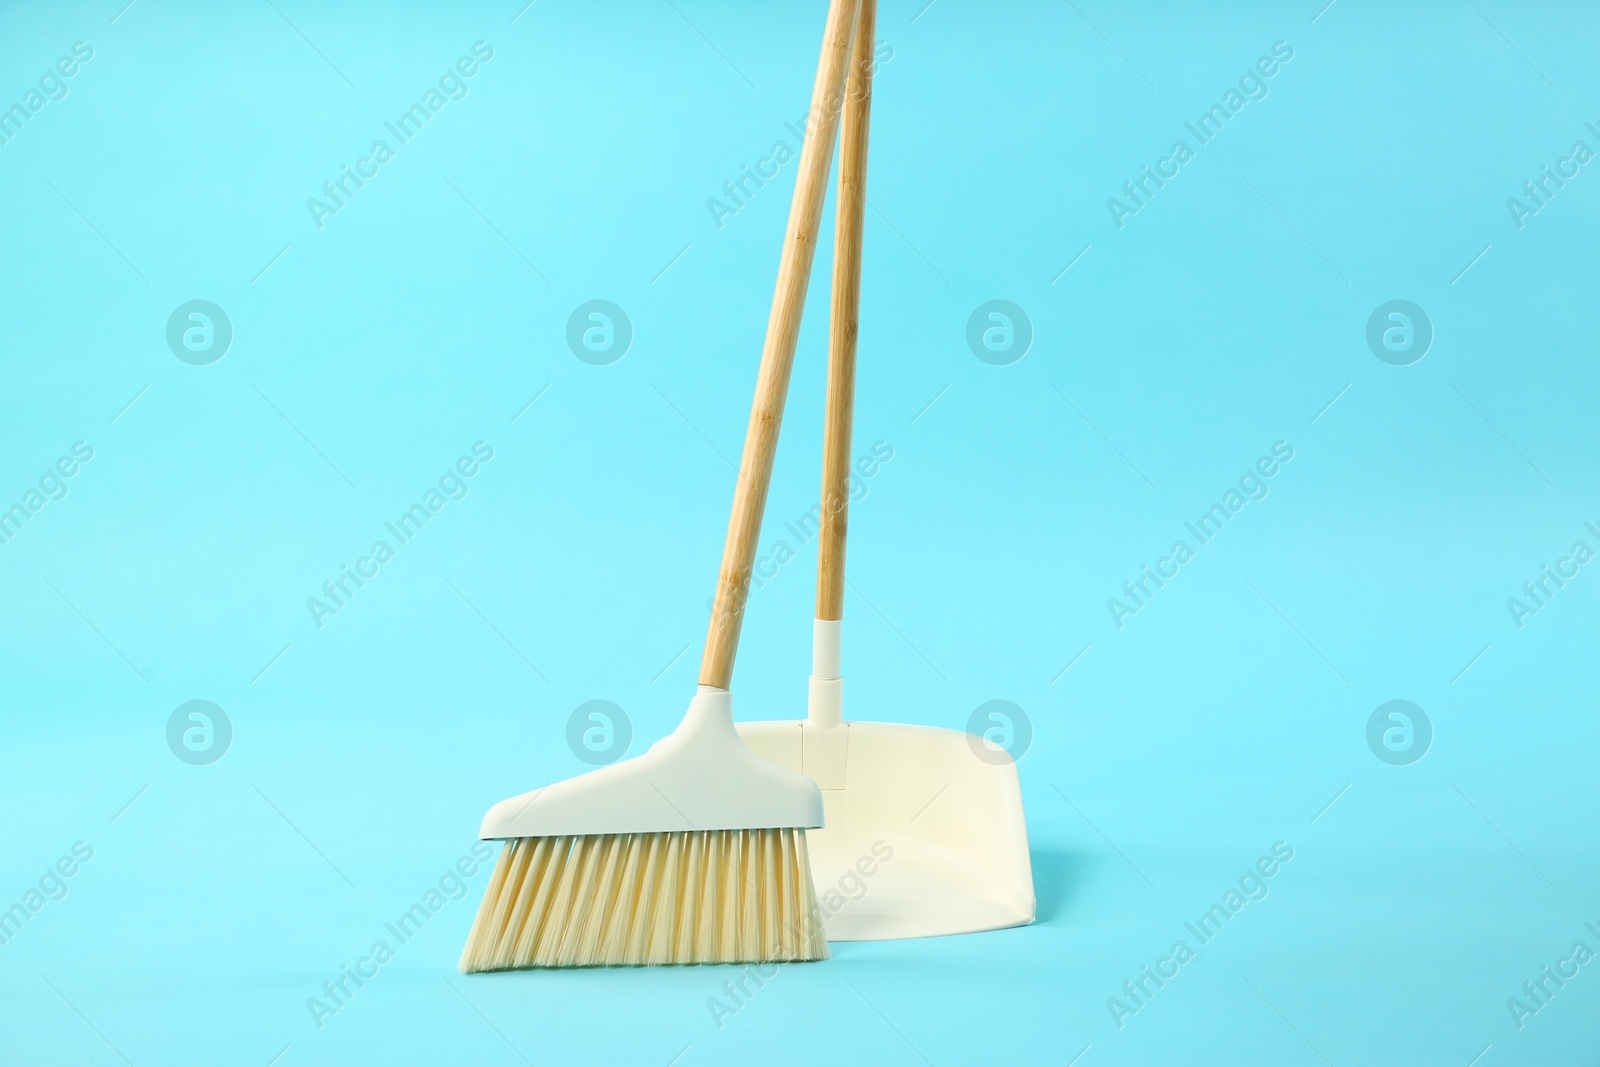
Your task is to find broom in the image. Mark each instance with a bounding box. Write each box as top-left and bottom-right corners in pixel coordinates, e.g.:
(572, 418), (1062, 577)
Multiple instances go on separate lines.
(459, 0), (866, 971)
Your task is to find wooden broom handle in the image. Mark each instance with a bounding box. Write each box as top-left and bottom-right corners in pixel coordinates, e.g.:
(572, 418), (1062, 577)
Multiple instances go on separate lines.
(815, 0), (876, 623)
(700, 0), (864, 689)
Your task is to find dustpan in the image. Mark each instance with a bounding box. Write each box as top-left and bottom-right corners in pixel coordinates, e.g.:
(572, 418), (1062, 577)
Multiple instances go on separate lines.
(735, 0), (1035, 942)
(737, 713), (1035, 941)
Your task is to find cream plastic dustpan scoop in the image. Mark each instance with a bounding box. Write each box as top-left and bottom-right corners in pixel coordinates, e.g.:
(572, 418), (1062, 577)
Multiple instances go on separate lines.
(737, 622), (1036, 941)
(736, 2), (1034, 940)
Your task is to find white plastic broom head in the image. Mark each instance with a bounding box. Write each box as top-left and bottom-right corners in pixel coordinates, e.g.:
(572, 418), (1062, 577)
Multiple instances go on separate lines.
(479, 687), (824, 840)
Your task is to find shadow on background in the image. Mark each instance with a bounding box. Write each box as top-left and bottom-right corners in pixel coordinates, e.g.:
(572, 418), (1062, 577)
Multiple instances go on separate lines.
(1030, 848), (1089, 924)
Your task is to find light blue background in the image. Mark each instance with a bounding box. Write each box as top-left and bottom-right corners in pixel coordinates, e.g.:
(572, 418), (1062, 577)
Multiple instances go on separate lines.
(2, 0), (1597, 1064)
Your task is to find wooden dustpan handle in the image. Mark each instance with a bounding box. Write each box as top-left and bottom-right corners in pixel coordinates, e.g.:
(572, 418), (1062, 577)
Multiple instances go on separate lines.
(816, 0), (876, 625)
(700, 0), (865, 689)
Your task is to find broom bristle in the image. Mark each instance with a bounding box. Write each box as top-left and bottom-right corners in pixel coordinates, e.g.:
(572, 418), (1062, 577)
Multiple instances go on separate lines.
(458, 828), (830, 971)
